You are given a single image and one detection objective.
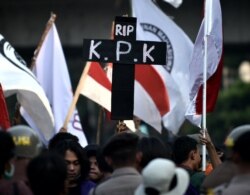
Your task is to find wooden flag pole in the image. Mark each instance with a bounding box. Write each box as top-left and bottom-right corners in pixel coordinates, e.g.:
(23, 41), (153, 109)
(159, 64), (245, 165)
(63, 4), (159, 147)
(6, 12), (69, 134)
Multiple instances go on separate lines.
(96, 107), (103, 144)
(62, 62), (91, 130)
(30, 12), (56, 69)
(95, 20), (114, 142)
(12, 12), (56, 126)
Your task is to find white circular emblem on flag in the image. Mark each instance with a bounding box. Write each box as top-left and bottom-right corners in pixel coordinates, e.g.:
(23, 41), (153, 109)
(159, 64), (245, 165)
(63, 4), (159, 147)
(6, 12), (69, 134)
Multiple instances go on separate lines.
(140, 23), (174, 73)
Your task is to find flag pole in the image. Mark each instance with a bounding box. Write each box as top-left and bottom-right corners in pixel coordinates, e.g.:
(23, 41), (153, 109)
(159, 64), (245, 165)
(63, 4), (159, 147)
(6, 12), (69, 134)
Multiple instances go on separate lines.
(30, 12), (56, 69)
(63, 62), (91, 130)
(12, 13), (56, 125)
(202, 0), (212, 172)
(94, 20), (114, 141)
(96, 107), (103, 144)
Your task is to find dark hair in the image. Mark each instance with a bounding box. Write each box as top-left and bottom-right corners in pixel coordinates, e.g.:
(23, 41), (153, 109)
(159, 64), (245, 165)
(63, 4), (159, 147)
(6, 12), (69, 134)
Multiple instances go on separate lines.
(27, 151), (67, 195)
(48, 132), (79, 150)
(137, 136), (171, 169)
(103, 132), (139, 166)
(233, 131), (250, 163)
(52, 140), (90, 180)
(173, 136), (198, 164)
(96, 148), (113, 173)
(85, 144), (99, 158)
(0, 131), (15, 175)
(85, 143), (113, 172)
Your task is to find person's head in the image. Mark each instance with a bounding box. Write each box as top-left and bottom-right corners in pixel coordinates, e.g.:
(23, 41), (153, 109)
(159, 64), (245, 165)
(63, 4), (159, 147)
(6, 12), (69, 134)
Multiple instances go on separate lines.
(27, 151), (67, 195)
(135, 158), (189, 195)
(8, 125), (43, 159)
(103, 132), (139, 169)
(0, 131), (15, 179)
(96, 148), (113, 175)
(224, 125), (250, 148)
(85, 144), (104, 182)
(173, 136), (201, 171)
(137, 136), (172, 172)
(232, 131), (250, 165)
(52, 140), (89, 187)
(48, 132), (79, 150)
(224, 124), (250, 160)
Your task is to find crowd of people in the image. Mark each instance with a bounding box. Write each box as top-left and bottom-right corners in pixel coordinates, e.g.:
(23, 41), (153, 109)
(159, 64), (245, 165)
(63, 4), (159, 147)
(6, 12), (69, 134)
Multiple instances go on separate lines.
(0, 122), (250, 195)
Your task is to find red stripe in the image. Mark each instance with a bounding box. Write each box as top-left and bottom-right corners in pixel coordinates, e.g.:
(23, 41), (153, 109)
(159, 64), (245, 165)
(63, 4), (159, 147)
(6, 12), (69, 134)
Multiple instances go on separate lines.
(0, 84), (10, 130)
(87, 62), (112, 120)
(196, 54), (223, 114)
(88, 62), (111, 91)
(135, 65), (170, 116)
(88, 62), (170, 117)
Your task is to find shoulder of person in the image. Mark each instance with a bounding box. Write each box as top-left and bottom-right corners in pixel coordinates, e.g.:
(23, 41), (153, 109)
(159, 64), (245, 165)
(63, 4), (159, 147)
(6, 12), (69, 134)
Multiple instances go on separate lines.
(192, 171), (206, 179)
(81, 180), (96, 188)
(81, 180), (96, 195)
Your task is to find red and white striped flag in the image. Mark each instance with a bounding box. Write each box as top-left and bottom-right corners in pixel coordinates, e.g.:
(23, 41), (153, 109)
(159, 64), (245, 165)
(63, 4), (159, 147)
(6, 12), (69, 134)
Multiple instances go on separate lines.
(185, 0), (223, 126)
(79, 62), (169, 132)
(80, 62), (112, 113)
(132, 0), (194, 134)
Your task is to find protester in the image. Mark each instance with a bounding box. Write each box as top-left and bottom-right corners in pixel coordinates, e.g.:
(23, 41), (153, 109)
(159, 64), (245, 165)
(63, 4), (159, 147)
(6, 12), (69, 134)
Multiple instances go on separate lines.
(27, 151), (68, 195)
(202, 125), (250, 193)
(173, 135), (204, 194)
(136, 136), (172, 172)
(95, 146), (113, 183)
(8, 125), (43, 184)
(48, 131), (79, 150)
(51, 140), (95, 195)
(135, 158), (189, 195)
(85, 144), (104, 183)
(0, 130), (32, 195)
(89, 132), (141, 195)
(211, 130), (250, 195)
(188, 130), (222, 175)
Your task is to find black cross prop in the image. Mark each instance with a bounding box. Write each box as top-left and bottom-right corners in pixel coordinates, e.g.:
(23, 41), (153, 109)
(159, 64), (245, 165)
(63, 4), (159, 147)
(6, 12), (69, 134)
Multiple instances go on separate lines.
(83, 16), (166, 120)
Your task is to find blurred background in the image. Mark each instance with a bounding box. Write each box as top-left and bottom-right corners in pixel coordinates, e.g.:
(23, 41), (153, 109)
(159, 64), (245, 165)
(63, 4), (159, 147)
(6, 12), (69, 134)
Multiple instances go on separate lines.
(1, 0), (250, 146)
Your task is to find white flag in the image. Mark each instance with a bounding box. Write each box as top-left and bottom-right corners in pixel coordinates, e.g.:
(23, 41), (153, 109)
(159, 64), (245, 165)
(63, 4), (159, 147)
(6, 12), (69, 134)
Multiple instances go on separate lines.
(185, 0), (223, 126)
(30, 24), (88, 147)
(132, 0), (194, 134)
(0, 34), (54, 143)
(162, 0), (183, 8)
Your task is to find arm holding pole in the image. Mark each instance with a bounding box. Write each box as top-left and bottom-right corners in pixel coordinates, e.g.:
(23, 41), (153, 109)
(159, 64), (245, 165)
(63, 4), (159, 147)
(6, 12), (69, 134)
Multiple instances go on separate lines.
(199, 129), (222, 169)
